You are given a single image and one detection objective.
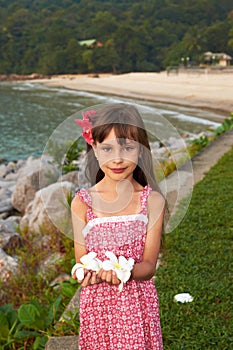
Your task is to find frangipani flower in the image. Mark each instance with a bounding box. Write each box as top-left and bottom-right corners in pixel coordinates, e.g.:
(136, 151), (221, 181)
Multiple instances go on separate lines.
(102, 251), (134, 292)
(174, 293), (193, 303)
(71, 252), (102, 281)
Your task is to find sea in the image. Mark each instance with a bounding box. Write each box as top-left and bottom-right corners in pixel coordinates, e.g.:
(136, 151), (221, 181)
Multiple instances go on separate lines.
(0, 81), (225, 163)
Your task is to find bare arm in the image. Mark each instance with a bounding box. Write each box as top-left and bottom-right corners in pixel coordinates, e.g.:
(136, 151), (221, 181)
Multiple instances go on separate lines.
(131, 191), (165, 281)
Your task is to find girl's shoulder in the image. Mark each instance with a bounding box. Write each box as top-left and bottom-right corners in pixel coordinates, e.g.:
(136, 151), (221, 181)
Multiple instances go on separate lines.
(147, 190), (166, 211)
(71, 188), (90, 219)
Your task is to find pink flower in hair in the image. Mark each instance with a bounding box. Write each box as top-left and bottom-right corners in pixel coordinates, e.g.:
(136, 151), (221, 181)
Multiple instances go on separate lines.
(75, 110), (96, 145)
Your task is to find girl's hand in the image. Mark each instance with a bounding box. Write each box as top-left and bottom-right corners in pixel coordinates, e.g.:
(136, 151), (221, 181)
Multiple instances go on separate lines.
(81, 270), (102, 287)
(73, 269), (101, 287)
(98, 268), (120, 286)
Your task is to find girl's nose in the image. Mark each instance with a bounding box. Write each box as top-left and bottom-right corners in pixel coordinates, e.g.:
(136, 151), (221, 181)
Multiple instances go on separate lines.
(112, 149), (123, 163)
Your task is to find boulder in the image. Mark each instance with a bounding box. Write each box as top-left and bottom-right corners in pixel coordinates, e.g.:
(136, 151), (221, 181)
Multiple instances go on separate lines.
(11, 157), (60, 212)
(0, 247), (18, 282)
(0, 188), (14, 213)
(20, 181), (75, 235)
(0, 164), (7, 178)
(0, 216), (22, 252)
(59, 171), (79, 188)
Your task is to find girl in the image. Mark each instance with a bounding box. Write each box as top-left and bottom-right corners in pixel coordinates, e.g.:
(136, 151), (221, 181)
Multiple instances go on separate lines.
(71, 104), (165, 349)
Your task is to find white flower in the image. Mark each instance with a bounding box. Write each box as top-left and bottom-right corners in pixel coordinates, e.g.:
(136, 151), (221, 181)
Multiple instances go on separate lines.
(71, 252), (102, 281)
(174, 293), (193, 303)
(102, 251), (134, 292)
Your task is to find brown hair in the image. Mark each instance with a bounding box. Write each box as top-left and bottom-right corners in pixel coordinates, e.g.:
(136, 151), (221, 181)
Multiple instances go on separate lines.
(85, 104), (161, 193)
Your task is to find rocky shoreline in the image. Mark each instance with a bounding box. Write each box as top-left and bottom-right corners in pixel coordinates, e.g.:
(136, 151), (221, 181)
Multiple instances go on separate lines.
(0, 73), (49, 82)
(0, 131), (212, 284)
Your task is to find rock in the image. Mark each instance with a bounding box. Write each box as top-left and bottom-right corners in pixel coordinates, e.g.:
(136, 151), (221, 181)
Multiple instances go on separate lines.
(0, 231), (22, 252)
(59, 171), (79, 188)
(0, 217), (22, 252)
(6, 161), (16, 171)
(0, 188), (14, 213)
(0, 164), (7, 178)
(11, 157), (60, 212)
(49, 273), (70, 287)
(14, 159), (26, 172)
(5, 172), (19, 181)
(20, 181), (75, 235)
(0, 247), (18, 282)
(0, 216), (20, 234)
(45, 336), (79, 350)
(0, 179), (16, 191)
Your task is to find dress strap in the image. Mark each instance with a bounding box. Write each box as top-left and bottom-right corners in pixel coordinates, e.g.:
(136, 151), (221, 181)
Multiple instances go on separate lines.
(75, 189), (96, 220)
(140, 185), (152, 213)
(76, 188), (92, 206)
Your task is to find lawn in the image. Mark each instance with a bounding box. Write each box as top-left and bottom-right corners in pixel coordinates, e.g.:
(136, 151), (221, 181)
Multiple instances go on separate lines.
(156, 147), (233, 349)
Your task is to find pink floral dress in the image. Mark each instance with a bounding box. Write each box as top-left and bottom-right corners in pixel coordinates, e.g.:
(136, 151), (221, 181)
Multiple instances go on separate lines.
(76, 185), (163, 350)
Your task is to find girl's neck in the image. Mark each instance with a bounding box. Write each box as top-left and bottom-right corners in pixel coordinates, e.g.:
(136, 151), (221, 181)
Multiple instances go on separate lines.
(90, 179), (144, 218)
(95, 177), (142, 194)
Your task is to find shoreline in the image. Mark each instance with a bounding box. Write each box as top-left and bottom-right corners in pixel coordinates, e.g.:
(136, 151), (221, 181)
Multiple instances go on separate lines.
(30, 71), (233, 117)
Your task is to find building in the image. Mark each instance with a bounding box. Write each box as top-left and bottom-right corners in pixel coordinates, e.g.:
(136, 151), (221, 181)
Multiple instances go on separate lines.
(78, 39), (103, 49)
(203, 51), (232, 67)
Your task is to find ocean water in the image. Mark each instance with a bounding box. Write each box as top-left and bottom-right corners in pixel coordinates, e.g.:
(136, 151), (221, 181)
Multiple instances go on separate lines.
(0, 81), (224, 162)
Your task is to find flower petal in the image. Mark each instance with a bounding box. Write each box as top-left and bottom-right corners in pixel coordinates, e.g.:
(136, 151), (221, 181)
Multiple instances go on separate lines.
(102, 260), (114, 271)
(128, 258), (135, 269)
(87, 260), (100, 272)
(118, 282), (124, 292)
(105, 251), (118, 264)
(71, 263), (83, 276)
(115, 268), (124, 281)
(80, 252), (96, 264)
(118, 255), (128, 268)
(121, 270), (131, 283)
(76, 268), (85, 281)
(174, 293), (193, 303)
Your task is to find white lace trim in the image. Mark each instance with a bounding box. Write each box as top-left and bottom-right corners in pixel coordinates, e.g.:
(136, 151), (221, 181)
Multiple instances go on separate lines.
(82, 213), (148, 238)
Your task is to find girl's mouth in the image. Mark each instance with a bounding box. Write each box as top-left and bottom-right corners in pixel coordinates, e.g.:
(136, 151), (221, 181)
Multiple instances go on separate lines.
(110, 168), (126, 174)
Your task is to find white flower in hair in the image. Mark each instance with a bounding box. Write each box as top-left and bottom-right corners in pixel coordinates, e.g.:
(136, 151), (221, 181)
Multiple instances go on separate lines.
(102, 251), (134, 292)
(71, 252), (102, 281)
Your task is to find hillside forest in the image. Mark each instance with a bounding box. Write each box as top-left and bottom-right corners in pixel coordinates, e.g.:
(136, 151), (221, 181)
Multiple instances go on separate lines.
(0, 0), (233, 75)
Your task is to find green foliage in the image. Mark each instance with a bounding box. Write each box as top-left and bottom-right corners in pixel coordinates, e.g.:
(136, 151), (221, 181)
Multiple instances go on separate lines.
(189, 135), (210, 152)
(0, 296), (62, 349)
(0, 1), (232, 74)
(214, 113), (233, 135)
(156, 146), (233, 349)
(47, 138), (84, 174)
(187, 113), (233, 157)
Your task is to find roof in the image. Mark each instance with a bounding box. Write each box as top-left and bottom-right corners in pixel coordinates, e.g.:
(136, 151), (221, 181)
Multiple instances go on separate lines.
(204, 51), (232, 60)
(79, 39), (97, 47)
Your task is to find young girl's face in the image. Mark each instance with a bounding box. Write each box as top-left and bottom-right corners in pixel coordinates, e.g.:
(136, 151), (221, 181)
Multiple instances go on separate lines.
(93, 128), (140, 182)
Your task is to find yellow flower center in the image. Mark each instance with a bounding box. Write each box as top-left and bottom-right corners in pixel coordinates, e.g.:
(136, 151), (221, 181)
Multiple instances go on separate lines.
(114, 263), (121, 270)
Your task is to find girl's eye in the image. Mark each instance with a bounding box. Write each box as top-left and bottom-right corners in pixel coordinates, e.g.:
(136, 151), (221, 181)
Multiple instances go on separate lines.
(102, 147), (112, 152)
(124, 146), (135, 152)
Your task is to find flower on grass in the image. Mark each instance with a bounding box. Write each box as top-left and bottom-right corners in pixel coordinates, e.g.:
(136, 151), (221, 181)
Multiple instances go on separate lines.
(102, 251), (134, 292)
(71, 252), (102, 281)
(174, 293), (193, 303)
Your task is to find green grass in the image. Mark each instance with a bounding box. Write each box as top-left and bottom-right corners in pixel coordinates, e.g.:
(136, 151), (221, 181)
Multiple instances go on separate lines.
(156, 147), (233, 349)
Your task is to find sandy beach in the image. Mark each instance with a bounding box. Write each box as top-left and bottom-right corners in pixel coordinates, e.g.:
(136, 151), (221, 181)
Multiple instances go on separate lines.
(35, 71), (233, 117)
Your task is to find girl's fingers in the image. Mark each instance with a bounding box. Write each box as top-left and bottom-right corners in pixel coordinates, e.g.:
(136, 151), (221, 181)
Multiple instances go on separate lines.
(90, 271), (97, 284)
(98, 269), (120, 285)
(105, 271), (112, 283)
(81, 272), (91, 286)
(112, 271), (120, 285)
